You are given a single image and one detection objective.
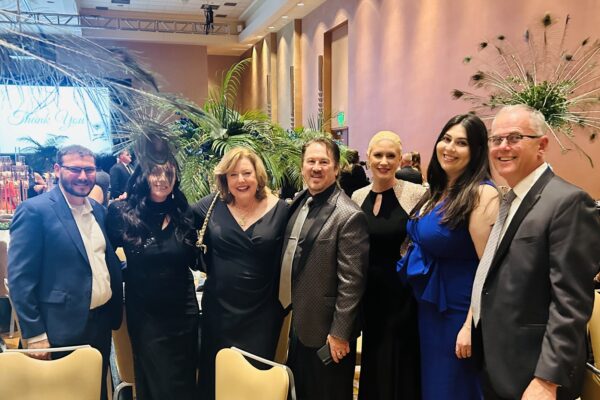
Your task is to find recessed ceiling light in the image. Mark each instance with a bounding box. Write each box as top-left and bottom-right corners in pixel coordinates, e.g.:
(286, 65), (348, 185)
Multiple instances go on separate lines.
(268, 26), (275, 29)
(282, 15), (289, 19)
(297, 2), (305, 5)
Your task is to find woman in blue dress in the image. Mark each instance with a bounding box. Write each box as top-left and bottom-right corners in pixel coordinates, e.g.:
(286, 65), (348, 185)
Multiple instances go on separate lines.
(398, 114), (499, 399)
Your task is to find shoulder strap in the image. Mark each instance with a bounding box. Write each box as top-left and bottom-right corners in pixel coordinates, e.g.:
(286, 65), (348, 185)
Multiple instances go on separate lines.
(196, 193), (219, 253)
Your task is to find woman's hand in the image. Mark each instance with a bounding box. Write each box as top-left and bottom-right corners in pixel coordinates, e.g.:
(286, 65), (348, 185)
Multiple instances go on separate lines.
(455, 324), (472, 359)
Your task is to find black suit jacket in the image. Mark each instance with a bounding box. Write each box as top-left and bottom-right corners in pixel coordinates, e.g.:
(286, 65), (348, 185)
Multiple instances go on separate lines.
(109, 162), (132, 199)
(395, 167), (423, 185)
(284, 187), (369, 347)
(474, 168), (600, 399)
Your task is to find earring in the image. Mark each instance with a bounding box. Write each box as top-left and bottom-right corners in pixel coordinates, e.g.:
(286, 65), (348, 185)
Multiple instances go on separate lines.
(171, 193), (175, 199)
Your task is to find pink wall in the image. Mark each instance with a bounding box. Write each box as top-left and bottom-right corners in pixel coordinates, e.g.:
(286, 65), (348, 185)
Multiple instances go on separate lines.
(301, 0), (600, 197)
(96, 40), (209, 106)
(207, 55), (241, 94)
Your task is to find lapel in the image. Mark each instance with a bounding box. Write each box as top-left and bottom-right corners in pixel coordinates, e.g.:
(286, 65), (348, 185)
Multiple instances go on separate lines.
(90, 200), (108, 244)
(487, 167), (554, 278)
(50, 187), (90, 265)
(294, 187), (340, 276)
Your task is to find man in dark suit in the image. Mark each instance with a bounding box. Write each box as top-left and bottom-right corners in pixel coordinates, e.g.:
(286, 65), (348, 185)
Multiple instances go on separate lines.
(471, 104), (600, 400)
(8, 145), (123, 400)
(109, 148), (133, 199)
(395, 153), (423, 184)
(280, 138), (369, 400)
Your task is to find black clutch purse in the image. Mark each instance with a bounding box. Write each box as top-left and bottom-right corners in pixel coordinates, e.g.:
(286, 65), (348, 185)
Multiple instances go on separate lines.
(196, 193), (219, 271)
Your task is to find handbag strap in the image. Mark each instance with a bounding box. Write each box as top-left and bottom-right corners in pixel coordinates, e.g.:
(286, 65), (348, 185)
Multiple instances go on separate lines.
(196, 193), (219, 252)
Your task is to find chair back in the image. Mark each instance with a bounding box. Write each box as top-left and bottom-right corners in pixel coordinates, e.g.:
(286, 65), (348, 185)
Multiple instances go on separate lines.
(3, 277), (20, 338)
(112, 307), (135, 384)
(0, 346), (102, 400)
(216, 347), (293, 400)
(589, 291), (600, 368)
(274, 311), (292, 364)
(0, 241), (7, 297)
(582, 291), (600, 399)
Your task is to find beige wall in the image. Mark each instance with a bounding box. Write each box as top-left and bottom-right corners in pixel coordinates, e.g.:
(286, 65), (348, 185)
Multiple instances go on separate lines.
(297, 0), (600, 197)
(240, 39), (272, 114)
(95, 40), (209, 105)
(277, 23), (295, 130)
(207, 55), (241, 95)
(331, 23), (348, 130)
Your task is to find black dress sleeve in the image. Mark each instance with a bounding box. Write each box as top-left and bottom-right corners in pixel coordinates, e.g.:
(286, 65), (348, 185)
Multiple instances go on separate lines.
(191, 193), (218, 229)
(106, 201), (126, 248)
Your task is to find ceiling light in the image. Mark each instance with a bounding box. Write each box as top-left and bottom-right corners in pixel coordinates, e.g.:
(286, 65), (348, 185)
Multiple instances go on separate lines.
(282, 15), (289, 19)
(297, 2), (305, 5)
(268, 26), (275, 29)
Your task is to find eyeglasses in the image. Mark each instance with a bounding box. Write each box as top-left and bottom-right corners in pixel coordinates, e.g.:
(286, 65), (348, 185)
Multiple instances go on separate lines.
(60, 165), (97, 175)
(488, 134), (542, 147)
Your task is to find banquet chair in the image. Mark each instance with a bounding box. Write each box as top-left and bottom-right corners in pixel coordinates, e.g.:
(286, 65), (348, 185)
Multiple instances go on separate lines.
(216, 347), (296, 400)
(112, 247), (136, 400)
(3, 277), (20, 339)
(0, 345), (102, 400)
(581, 291), (600, 399)
(112, 307), (136, 400)
(274, 311), (292, 364)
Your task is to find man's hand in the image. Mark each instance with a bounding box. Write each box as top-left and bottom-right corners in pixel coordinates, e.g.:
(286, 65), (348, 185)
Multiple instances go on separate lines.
(521, 377), (557, 400)
(455, 324), (471, 359)
(327, 334), (350, 364)
(26, 338), (51, 360)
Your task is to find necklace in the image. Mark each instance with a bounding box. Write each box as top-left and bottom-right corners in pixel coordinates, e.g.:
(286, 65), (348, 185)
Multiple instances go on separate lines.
(231, 203), (255, 228)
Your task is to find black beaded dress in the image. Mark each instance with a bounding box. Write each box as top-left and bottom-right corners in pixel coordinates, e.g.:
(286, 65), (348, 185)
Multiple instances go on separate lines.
(107, 199), (199, 400)
(357, 188), (421, 400)
(193, 195), (288, 400)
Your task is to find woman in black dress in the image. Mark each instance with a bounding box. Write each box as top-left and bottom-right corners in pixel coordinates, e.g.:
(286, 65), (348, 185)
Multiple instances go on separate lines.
(107, 161), (199, 400)
(351, 131), (426, 399)
(194, 147), (288, 400)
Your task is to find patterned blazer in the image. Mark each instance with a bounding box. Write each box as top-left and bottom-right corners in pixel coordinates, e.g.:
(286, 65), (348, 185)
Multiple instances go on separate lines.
(351, 179), (427, 216)
(286, 187), (369, 348)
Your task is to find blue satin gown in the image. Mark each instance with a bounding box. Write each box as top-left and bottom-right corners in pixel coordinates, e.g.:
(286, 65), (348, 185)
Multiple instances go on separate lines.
(398, 203), (483, 399)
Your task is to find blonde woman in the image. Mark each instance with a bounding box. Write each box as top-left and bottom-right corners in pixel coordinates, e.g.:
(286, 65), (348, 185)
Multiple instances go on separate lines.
(193, 147), (288, 400)
(352, 131), (426, 399)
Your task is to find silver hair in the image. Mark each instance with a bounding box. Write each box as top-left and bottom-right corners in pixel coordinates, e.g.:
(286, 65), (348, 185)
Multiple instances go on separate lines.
(493, 104), (547, 136)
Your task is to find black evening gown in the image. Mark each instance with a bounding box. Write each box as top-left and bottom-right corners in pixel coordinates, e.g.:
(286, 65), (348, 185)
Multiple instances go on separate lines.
(193, 196), (288, 400)
(358, 188), (421, 400)
(107, 200), (199, 400)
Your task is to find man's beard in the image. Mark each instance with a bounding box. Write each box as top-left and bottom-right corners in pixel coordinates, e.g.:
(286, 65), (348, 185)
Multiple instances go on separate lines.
(60, 174), (94, 198)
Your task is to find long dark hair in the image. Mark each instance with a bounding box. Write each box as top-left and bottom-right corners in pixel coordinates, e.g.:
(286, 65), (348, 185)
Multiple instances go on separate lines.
(121, 162), (195, 247)
(412, 114), (491, 228)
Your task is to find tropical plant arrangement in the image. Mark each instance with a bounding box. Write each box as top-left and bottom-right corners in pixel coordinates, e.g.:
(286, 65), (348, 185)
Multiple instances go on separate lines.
(18, 134), (67, 172)
(453, 13), (600, 165)
(174, 58), (348, 202)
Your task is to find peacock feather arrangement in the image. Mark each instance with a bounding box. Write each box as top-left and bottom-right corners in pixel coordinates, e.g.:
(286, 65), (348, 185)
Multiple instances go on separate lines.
(453, 13), (600, 165)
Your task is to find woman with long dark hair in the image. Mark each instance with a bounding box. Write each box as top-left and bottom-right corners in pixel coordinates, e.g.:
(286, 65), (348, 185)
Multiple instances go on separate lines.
(107, 161), (199, 400)
(398, 114), (499, 399)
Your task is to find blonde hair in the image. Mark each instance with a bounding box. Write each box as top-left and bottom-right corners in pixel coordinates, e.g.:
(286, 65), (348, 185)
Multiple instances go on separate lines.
(367, 130), (403, 157)
(214, 147), (268, 203)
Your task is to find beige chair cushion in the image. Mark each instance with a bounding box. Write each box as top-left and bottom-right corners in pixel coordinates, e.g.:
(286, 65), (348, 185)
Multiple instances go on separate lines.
(0, 347), (102, 400)
(216, 348), (289, 400)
